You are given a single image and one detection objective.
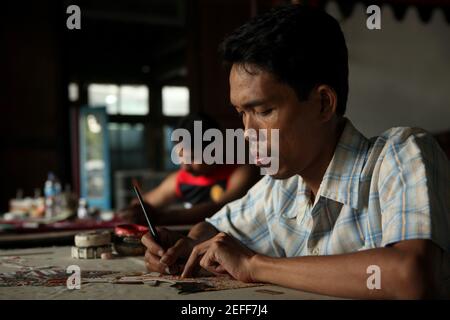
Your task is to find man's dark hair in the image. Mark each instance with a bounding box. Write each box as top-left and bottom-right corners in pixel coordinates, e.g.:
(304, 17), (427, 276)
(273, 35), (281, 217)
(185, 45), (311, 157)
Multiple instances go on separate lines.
(220, 5), (349, 115)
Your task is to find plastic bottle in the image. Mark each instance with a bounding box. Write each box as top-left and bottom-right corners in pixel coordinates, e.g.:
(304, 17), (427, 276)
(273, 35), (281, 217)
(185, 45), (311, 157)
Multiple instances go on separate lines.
(77, 198), (88, 219)
(54, 178), (62, 216)
(44, 172), (56, 218)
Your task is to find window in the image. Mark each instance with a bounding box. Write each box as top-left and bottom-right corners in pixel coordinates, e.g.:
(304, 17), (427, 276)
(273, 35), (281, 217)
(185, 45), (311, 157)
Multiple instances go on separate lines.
(109, 123), (147, 170)
(162, 86), (189, 116)
(68, 82), (79, 102)
(120, 86), (149, 115)
(86, 83), (150, 209)
(88, 84), (119, 114)
(84, 83), (189, 208)
(88, 84), (149, 115)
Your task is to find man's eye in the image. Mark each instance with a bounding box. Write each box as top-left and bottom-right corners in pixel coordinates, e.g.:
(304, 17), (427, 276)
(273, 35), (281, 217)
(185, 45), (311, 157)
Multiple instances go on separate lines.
(259, 109), (273, 116)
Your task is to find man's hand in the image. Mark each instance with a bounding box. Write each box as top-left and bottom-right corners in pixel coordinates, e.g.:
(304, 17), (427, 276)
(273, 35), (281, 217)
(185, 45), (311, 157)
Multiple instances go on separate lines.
(141, 228), (195, 274)
(181, 232), (256, 282)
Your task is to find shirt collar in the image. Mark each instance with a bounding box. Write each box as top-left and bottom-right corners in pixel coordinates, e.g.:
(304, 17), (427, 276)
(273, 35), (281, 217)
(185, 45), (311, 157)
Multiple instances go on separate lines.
(317, 118), (369, 210)
(293, 119), (369, 214)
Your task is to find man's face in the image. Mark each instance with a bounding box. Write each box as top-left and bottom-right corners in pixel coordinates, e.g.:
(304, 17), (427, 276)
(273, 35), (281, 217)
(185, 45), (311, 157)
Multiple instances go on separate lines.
(229, 63), (328, 179)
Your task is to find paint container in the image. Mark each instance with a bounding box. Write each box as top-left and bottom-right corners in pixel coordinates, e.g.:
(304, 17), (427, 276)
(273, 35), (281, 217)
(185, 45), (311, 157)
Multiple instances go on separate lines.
(113, 224), (149, 256)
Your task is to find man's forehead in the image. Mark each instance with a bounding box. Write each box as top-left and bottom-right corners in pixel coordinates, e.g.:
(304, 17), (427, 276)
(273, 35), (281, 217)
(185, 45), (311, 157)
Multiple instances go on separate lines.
(230, 64), (270, 86)
(229, 64), (274, 105)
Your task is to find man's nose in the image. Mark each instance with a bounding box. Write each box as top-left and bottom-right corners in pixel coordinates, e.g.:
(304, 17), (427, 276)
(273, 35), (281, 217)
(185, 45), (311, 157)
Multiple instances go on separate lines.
(243, 116), (258, 142)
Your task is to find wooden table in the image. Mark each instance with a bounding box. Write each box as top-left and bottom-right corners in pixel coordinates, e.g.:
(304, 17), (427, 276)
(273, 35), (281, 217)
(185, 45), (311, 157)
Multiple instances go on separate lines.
(0, 246), (340, 300)
(0, 224), (192, 249)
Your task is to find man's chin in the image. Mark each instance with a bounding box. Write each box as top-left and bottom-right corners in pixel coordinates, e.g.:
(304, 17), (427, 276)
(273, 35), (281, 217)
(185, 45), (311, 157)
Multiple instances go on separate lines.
(262, 167), (293, 180)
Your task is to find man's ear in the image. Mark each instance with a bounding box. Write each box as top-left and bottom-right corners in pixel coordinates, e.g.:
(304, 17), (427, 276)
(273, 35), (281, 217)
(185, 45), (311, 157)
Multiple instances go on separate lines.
(317, 85), (337, 122)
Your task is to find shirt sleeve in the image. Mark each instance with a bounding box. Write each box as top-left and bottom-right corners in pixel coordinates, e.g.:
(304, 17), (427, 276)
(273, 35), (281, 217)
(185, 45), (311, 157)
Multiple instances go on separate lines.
(205, 176), (275, 254)
(378, 128), (450, 252)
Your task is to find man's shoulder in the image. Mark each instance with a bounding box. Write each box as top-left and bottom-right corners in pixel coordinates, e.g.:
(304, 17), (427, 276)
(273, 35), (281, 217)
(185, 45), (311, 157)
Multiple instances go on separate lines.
(371, 126), (431, 146)
(367, 126), (449, 187)
(368, 126), (443, 162)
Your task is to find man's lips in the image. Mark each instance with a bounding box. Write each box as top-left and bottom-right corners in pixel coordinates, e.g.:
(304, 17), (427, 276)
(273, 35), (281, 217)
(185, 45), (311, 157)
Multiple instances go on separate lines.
(256, 156), (271, 167)
(250, 151), (271, 167)
(250, 147), (272, 167)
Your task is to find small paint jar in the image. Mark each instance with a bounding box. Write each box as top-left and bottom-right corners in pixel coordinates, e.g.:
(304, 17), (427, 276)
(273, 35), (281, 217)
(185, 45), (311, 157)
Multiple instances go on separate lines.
(113, 224), (149, 256)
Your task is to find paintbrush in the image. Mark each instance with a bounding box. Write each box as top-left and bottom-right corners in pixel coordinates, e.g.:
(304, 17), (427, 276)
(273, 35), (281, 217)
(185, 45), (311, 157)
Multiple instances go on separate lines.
(132, 179), (161, 245)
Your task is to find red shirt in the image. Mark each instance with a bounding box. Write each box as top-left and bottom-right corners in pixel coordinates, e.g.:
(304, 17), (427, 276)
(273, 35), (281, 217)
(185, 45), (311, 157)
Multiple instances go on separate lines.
(175, 165), (238, 204)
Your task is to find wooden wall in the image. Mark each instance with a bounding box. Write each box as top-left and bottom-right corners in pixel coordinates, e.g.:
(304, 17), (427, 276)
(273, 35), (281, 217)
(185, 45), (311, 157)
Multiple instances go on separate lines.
(0, 1), (69, 212)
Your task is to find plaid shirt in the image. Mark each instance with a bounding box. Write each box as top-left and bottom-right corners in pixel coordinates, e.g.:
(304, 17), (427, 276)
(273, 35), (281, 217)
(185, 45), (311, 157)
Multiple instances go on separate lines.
(206, 119), (450, 257)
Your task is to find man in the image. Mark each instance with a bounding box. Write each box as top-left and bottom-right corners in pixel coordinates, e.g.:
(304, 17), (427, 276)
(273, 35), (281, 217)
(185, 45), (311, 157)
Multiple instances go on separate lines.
(141, 5), (450, 298)
(120, 113), (260, 225)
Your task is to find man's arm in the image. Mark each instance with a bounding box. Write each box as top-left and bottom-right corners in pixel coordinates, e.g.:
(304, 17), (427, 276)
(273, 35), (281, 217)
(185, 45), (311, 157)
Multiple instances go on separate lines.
(188, 221), (220, 243)
(182, 235), (444, 299)
(117, 172), (178, 225)
(142, 171), (178, 208)
(251, 239), (444, 299)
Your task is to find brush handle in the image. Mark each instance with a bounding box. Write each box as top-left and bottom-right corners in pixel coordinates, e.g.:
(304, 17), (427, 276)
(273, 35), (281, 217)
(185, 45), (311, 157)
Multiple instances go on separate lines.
(133, 184), (160, 244)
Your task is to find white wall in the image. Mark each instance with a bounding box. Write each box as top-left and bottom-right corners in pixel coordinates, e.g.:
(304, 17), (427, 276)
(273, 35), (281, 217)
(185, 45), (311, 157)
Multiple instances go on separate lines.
(326, 2), (450, 137)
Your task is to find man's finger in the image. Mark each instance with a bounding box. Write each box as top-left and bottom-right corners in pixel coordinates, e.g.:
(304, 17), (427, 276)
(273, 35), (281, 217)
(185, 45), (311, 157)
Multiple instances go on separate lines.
(164, 264), (185, 275)
(199, 250), (220, 275)
(181, 242), (209, 278)
(144, 249), (164, 266)
(160, 238), (189, 265)
(214, 265), (229, 274)
(144, 253), (168, 274)
(141, 233), (164, 257)
(144, 249), (164, 265)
